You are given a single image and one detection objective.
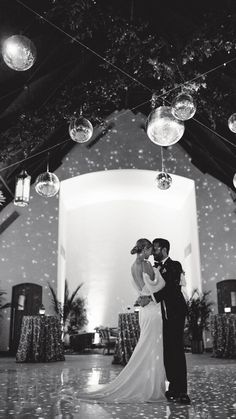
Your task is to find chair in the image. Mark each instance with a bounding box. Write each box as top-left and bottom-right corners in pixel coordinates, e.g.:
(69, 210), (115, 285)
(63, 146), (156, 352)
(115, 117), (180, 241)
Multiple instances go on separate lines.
(99, 327), (117, 355)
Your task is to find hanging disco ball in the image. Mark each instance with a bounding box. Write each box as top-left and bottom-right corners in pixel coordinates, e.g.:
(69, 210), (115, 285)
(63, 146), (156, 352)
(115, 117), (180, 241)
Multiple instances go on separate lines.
(35, 172), (60, 197)
(233, 173), (236, 188)
(2, 35), (36, 71)
(171, 93), (196, 121)
(69, 115), (93, 143)
(156, 172), (172, 190)
(146, 106), (185, 146)
(228, 113), (236, 133)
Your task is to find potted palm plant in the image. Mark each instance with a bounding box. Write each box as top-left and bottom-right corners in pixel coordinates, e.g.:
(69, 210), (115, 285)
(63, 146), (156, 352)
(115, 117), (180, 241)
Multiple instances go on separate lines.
(48, 279), (88, 346)
(186, 289), (214, 354)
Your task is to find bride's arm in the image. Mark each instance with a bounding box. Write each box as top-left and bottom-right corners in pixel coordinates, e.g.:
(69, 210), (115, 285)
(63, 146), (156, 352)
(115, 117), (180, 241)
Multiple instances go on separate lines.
(142, 260), (154, 281)
(143, 266), (165, 293)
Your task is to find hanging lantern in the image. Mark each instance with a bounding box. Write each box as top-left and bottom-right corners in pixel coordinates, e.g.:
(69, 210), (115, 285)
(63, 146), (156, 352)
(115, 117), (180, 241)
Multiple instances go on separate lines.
(233, 173), (236, 188)
(228, 113), (236, 133)
(156, 172), (172, 190)
(2, 35), (37, 71)
(146, 106), (185, 146)
(69, 115), (93, 143)
(171, 93), (196, 121)
(14, 170), (31, 207)
(35, 171), (60, 197)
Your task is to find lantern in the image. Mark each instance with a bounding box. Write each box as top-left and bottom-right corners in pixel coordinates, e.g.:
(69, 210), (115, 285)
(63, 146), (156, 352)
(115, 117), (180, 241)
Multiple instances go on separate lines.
(2, 35), (36, 71)
(146, 106), (185, 146)
(35, 171), (60, 197)
(14, 170), (31, 207)
(69, 115), (93, 143)
(156, 171), (172, 190)
(228, 114), (236, 133)
(233, 173), (236, 188)
(171, 93), (196, 121)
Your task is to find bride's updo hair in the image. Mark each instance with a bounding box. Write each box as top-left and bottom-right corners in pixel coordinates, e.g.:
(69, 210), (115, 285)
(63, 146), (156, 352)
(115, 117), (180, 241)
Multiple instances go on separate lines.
(130, 238), (152, 254)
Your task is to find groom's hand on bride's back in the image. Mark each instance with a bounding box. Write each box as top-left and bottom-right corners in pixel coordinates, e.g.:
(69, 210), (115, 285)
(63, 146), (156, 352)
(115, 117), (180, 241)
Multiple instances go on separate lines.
(137, 296), (152, 307)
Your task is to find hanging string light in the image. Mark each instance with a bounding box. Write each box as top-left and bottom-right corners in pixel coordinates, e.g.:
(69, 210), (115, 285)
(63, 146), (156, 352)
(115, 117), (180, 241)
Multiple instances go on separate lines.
(171, 92), (196, 121)
(146, 106), (185, 146)
(228, 113), (236, 133)
(14, 170), (31, 206)
(233, 173), (236, 188)
(156, 147), (172, 190)
(2, 35), (37, 71)
(69, 108), (93, 143)
(35, 158), (60, 197)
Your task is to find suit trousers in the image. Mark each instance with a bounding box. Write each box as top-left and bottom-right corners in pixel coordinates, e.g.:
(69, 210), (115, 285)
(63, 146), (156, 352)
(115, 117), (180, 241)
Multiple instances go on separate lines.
(163, 314), (187, 395)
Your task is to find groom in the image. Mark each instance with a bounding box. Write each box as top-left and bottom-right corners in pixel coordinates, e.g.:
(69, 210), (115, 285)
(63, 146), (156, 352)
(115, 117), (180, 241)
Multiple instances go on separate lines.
(139, 238), (190, 404)
(152, 238), (190, 404)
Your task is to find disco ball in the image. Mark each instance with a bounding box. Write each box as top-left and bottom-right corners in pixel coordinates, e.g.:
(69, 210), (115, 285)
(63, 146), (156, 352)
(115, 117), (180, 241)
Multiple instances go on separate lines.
(171, 93), (196, 121)
(156, 172), (172, 190)
(233, 173), (236, 188)
(228, 113), (236, 133)
(69, 116), (93, 143)
(146, 106), (185, 146)
(2, 35), (36, 71)
(35, 172), (60, 197)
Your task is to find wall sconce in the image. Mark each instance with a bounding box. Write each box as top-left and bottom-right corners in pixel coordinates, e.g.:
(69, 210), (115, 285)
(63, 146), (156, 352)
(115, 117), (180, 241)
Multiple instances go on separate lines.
(18, 291), (26, 310)
(224, 307), (231, 313)
(39, 304), (45, 315)
(134, 302), (140, 312)
(14, 170), (31, 207)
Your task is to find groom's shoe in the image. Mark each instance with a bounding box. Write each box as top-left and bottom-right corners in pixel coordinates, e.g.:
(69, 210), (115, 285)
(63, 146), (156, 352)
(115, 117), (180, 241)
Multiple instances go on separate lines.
(165, 391), (177, 402)
(175, 393), (191, 405)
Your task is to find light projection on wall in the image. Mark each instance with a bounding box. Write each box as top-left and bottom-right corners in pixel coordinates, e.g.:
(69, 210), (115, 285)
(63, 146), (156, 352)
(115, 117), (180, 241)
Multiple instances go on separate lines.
(0, 109), (236, 351)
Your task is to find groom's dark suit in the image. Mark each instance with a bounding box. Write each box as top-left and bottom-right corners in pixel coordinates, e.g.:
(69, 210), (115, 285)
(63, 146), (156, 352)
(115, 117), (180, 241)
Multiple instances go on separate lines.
(153, 257), (188, 396)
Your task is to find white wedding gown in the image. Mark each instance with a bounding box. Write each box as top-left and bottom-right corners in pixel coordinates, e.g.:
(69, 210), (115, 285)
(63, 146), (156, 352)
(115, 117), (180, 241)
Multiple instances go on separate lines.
(79, 268), (166, 403)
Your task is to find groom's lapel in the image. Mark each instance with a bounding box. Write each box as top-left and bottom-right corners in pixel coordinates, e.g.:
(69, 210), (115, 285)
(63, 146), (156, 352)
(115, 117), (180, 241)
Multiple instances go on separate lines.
(161, 257), (171, 274)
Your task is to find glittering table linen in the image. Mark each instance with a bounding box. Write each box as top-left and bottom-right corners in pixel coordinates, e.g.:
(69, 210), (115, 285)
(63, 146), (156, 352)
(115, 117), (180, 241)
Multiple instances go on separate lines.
(112, 311), (140, 365)
(210, 314), (236, 358)
(16, 315), (65, 362)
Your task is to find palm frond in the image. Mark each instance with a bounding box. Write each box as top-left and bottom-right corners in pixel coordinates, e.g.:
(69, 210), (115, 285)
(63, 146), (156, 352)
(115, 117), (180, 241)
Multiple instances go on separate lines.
(48, 280), (84, 326)
(48, 282), (62, 318)
(63, 279), (83, 322)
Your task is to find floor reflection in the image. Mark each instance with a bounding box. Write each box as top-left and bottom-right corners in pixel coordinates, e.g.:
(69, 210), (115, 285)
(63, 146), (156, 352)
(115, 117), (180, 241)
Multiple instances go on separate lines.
(0, 353), (235, 418)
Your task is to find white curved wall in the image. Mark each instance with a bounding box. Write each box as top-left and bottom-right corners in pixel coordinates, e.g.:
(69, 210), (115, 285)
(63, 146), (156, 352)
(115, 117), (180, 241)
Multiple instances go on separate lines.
(58, 170), (201, 331)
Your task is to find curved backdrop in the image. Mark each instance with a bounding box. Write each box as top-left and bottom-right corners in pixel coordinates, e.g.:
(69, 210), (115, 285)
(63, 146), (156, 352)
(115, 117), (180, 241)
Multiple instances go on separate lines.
(58, 169), (201, 331)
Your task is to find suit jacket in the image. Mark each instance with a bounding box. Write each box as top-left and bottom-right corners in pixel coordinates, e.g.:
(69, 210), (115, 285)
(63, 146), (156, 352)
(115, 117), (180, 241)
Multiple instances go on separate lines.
(153, 257), (188, 320)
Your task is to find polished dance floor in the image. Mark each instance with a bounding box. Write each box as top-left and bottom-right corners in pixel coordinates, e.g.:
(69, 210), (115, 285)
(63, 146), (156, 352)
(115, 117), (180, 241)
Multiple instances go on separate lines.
(0, 352), (235, 418)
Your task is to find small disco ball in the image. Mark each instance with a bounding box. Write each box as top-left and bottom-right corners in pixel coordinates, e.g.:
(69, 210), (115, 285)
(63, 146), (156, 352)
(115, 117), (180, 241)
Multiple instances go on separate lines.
(69, 116), (93, 143)
(2, 35), (36, 71)
(228, 113), (236, 133)
(35, 172), (60, 197)
(233, 173), (236, 188)
(156, 172), (172, 190)
(171, 93), (196, 121)
(146, 106), (184, 146)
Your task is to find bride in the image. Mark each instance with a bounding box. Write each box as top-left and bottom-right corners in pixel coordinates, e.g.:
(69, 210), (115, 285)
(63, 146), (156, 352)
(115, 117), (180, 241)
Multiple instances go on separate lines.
(80, 238), (166, 403)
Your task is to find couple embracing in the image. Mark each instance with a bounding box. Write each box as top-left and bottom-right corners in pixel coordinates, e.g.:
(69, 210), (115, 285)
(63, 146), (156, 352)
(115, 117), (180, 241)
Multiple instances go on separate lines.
(80, 237), (190, 405)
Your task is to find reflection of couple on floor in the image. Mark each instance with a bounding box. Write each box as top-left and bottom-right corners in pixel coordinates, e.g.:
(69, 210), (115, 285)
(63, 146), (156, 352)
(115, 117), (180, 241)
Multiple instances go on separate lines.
(80, 237), (191, 405)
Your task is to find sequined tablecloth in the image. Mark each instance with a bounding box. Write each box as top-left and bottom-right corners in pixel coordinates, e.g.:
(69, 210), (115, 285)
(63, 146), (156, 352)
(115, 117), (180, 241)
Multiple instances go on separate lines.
(16, 315), (65, 362)
(112, 311), (140, 365)
(210, 314), (236, 358)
